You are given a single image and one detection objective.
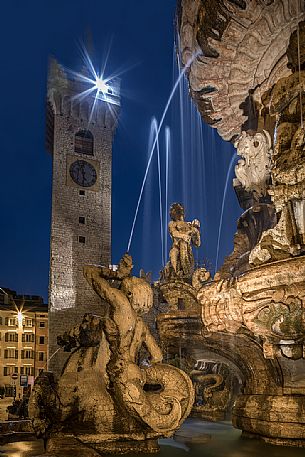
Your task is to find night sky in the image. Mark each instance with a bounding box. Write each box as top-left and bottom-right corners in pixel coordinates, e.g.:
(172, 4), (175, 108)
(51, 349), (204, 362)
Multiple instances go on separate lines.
(0, 1), (241, 302)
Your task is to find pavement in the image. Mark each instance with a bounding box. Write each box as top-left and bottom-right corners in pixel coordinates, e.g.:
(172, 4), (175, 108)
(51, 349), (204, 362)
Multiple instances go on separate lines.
(0, 397), (13, 421)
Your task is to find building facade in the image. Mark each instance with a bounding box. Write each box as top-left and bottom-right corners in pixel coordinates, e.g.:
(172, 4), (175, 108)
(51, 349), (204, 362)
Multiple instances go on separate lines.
(46, 59), (120, 377)
(0, 288), (48, 398)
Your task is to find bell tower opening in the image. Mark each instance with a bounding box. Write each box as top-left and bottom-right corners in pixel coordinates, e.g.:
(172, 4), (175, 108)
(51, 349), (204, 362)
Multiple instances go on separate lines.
(74, 129), (94, 155)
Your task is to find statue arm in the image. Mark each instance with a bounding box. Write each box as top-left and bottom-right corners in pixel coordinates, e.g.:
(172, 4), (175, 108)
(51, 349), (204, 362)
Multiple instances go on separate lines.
(169, 223), (191, 243)
(84, 265), (129, 311)
(143, 326), (163, 364)
(191, 227), (201, 247)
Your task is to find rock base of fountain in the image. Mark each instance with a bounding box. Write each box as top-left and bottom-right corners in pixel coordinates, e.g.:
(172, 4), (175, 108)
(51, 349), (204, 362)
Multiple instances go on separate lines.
(233, 394), (305, 447)
(191, 406), (225, 422)
(43, 435), (159, 456)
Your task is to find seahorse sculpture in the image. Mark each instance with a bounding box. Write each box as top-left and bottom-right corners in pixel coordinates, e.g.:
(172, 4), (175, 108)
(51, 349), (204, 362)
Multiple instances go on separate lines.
(190, 371), (224, 403)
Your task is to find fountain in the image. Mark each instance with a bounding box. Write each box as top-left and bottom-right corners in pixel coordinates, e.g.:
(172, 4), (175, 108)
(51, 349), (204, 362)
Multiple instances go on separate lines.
(157, 0), (305, 447)
(26, 254), (195, 455)
(5, 1), (305, 455)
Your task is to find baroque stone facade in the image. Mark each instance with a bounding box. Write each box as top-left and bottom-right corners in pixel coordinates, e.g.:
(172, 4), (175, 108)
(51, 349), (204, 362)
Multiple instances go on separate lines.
(47, 59), (120, 378)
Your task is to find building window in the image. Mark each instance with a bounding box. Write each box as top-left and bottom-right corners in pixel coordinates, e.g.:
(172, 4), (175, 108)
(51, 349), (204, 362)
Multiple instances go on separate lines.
(21, 350), (34, 359)
(0, 317), (2, 325)
(5, 332), (18, 342)
(39, 336), (45, 345)
(39, 321), (45, 328)
(20, 366), (34, 376)
(79, 190), (85, 196)
(4, 349), (18, 359)
(6, 317), (17, 327)
(38, 352), (45, 362)
(78, 236), (86, 244)
(39, 315), (46, 318)
(75, 130), (94, 155)
(79, 216), (85, 224)
(23, 318), (33, 327)
(22, 333), (35, 343)
(4, 366), (18, 376)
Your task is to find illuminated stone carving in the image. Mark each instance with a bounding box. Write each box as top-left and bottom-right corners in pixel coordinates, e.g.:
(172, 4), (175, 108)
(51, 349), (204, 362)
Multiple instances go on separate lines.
(178, 0), (305, 141)
(197, 257), (305, 358)
(161, 203), (201, 280)
(250, 23), (305, 265)
(190, 371), (230, 420)
(29, 254), (194, 454)
(176, 0), (305, 447)
(234, 130), (272, 197)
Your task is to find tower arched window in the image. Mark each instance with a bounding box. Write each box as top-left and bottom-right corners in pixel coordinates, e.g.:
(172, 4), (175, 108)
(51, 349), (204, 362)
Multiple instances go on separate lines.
(75, 130), (94, 155)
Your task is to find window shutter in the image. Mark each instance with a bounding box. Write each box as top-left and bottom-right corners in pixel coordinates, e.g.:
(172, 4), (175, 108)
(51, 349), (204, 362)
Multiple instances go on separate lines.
(22, 334), (25, 342)
(32, 334), (35, 342)
(4, 349), (8, 359)
(5, 317), (8, 326)
(21, 350), (24, 359)
(32, 351), (35, 359)
(4, 367), (7, 376)
(5, 333), (8, 342)
(15, 334), (18, 342)
(15, 350), (18, 359)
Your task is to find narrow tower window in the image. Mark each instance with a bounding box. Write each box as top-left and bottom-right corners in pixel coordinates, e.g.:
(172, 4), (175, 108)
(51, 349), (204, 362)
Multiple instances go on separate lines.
(79, 216), (85, 224)
(75, 130), (94, 155)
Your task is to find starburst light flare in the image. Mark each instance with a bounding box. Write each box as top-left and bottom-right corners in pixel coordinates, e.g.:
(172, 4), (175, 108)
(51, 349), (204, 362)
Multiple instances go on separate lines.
(66, 43), (121, 125)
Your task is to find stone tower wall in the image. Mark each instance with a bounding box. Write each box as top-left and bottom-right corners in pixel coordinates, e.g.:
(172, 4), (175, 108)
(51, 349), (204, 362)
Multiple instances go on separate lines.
(47, 59), (119, 377)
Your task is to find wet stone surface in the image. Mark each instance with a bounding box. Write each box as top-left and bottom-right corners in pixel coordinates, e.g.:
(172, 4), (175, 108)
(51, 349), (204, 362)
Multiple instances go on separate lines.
(1, 420), (305, 457)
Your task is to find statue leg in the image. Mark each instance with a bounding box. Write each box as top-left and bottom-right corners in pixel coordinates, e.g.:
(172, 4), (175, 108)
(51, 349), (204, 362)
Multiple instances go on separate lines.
(169, 245), (179, 274)
(180, 242), (194, 276)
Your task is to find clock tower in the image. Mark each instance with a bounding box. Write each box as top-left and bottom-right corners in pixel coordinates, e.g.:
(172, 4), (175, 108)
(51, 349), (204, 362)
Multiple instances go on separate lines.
(46, 58), (120, 377)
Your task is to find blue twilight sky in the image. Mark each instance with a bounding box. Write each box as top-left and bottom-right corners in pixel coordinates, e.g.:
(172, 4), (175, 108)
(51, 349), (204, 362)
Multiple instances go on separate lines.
(0, 1), (241, 302)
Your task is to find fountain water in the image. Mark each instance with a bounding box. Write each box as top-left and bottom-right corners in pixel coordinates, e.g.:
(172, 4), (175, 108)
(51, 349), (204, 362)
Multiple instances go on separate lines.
(44, 347), (62, 371)
(164, 126), (170, 263)
(127, 51), (200, 253)
(153, 118), (165, 267)
(215, 153), (238, 273)
(127, 44), (240, 279)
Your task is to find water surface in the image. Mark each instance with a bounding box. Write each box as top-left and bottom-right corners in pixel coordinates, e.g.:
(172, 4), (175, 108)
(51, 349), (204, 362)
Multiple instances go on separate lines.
(1, 419), (304, 457)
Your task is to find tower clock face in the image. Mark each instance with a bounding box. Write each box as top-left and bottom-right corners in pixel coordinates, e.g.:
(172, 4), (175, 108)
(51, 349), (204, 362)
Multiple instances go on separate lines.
(69, 160), (97, 187)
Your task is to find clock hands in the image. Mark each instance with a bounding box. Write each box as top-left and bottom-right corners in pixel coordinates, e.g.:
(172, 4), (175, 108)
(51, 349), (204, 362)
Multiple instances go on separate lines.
(69, 160), (97, 188)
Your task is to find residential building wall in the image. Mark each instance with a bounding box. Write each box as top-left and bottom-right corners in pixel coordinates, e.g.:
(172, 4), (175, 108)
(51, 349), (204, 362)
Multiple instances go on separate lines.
(0, 288), (48, 397)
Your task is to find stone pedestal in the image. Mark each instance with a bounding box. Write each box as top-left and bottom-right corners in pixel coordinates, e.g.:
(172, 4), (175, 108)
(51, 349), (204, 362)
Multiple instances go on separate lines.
(46, 435), (159, 456)
(233, 394), (305, 447)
